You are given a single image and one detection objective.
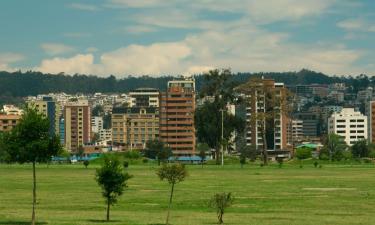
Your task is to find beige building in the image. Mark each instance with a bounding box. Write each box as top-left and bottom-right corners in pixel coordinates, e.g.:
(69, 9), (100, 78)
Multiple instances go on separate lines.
(28, 96), (61, 136)
(64, 100), (91, 152)
(0, 114), (21, 132)
(112, 107), (159, 149)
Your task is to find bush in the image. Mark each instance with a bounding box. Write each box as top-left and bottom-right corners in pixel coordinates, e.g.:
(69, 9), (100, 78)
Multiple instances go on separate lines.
(142, 158), (149, 163)
(83, 160), (89, 168)
(276, 158), (283, 168)
(319, 152), (329, 160)
(313, 161), (318, 168)
(296, 147), (312, 160)
(123, 151), (141, 159)
(123, 161), (129, 168)
(342, 151), (353, 160)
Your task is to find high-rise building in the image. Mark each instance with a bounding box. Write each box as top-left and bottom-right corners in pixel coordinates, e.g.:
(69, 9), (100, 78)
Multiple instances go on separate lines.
(111, 107), (159, 149)
(159, 78), (196, 156)
(328, 108), (367, 146)
(287, 119), (303, 145)
(91, 116), (103, 134)
(0, 114), (20, 132)
(64, 100), (91, 152)
(28, 96), (61, 136)
(245, 79), (288, 150)
(129, 88), (160, 107)
(366, 101), (375, 143)
(294, 112), (321, 137)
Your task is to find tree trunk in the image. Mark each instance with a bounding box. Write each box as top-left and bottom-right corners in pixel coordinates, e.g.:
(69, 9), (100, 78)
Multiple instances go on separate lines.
(31, 161), (36, 225)
(166, 183), (175, 225)
(216, 149), (220, 165)
(218, 211), (223, 224)
(106, 197), (110, 221)
(261, 128), (268, 166)
(201, 160), (204, 168)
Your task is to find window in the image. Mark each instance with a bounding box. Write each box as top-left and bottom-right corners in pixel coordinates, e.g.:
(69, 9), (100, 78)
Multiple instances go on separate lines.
(357, 125), (364, 128)
(337, 125), (345, 128)
(336, 119), (345, 123)
(337, 130), (345, 133)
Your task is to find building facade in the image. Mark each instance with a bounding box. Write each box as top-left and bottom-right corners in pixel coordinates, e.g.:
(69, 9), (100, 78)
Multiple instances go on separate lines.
(64, 100), (91, 152)
(28, 96), (61, 136)
(0, 114), (20, 132)
(328, 108), (367, 146)
(287, 119), (303, 145)
(112, 107), (159, 149)
(91, 116), (103, 134)
(245, 79), (288, 151)
(159, 78), (196, 156)
(366, 101), (375, 143)
(129, 88), (159, 107)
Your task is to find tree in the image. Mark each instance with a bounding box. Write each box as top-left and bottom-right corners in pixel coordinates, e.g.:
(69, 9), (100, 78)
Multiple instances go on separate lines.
(237, 77), (293, 166)
(351, 140), (370, 158)
(0, 108), (62, 225)
(96, 155), (132, 221)
(239, 153), (246, 168)
(195, 100), (244, 164)
(83, 160), (89, 168)
(208, 192), (234, 224)
(144, 140), (172, 165)
(295, 147), (312, 160)
(325, 133), (347, 161)
(196, 69), (245, 164)
(77, 145), (84, 161)
(197, 143), (209, 168)
(157, 163), (188, 225)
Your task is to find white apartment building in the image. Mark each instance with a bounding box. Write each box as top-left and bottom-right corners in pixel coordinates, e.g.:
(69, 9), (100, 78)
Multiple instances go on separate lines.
(91, 116), (103, 133)
(287, 119), (303, 145)
(99, 129), (112, 141)
(328, 108), (367, 146)
(129, 88), (159, 107)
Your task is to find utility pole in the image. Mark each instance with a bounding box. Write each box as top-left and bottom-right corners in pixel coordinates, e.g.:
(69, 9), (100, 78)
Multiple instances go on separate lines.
(219, 109), (225, 166)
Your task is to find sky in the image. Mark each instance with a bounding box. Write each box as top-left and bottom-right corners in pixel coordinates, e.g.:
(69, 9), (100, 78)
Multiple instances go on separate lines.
(0, 0), (374, 77)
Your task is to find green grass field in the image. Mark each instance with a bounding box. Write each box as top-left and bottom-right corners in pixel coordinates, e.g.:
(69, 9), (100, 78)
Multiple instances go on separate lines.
(1, 161), (375, 225)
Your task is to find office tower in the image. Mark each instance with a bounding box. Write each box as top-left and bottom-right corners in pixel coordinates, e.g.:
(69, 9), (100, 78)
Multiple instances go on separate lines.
(159, 78), (196, 156)
(129, 88), (160, 107)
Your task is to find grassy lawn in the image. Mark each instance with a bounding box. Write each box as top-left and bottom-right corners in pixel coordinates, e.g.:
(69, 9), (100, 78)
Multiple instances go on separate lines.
(1, 162), (375, 225)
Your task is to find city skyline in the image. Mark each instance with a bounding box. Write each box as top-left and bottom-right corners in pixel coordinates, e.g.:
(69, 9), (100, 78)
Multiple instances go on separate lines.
(0, 0), (374, 76)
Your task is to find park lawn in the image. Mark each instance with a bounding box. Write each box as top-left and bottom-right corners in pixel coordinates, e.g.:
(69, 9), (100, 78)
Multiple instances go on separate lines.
(0, 162), (375, 225)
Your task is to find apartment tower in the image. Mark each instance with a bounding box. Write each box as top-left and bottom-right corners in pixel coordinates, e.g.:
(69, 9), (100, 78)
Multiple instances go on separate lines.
(245, 79), (288, 151)
(64, 100), (91, 152)
(159, 78), (196, 156)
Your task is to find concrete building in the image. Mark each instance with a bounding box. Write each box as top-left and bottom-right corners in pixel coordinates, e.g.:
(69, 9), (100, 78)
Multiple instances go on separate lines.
(99, 129), (112, 142)
(328, 108), (367, 146)
(91, 116), (103, 134)
(366, 101), (375, 143)
(160, 78), (196, 156)
(0, 114), (20, 132)
(1, 105), (23, 115)
(112, 107), (159, 149)
(28, 96), (61, 136)
(129, 88), (159, 107)
(64, 100), (91, 152)
(287, 119), (304, 145)
(244, 79), (288, 151)
(295, 112), (320, 137)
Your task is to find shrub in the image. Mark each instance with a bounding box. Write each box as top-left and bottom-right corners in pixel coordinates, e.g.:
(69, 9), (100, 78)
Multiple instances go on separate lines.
(83, 160), (89, 168)
(313, 161), (318, 168)
(123, 161), (129, 168)
(142, 158), (149, 163)
(276, 158), (283, 168)
(296, 147), (312, 160)
(123, 151), (141, 159)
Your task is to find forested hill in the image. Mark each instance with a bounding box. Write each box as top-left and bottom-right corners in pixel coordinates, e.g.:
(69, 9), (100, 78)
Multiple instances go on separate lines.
(0, 69), (372, 99)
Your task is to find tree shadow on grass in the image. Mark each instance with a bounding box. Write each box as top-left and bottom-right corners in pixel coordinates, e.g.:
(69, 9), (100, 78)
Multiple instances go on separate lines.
(87, 219), (121, 223)
(0, 222), (47, 225)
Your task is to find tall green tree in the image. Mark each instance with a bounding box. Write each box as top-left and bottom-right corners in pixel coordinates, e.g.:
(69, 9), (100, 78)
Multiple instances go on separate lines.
(325, 133), (347, 161)
(351, 140), (370, 158)
(157, 163), (188, 225)
(144, 140), (172, 165)
(96, 155), (132, 221)
(0, 108), (62, 225)
(197, 143), (210, 168)
(196, 69), (245, 164)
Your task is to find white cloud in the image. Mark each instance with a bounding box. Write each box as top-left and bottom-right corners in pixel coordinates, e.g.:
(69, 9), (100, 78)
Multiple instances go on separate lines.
(107, 0), (167, 8)
(337, 18), (375, 32)
(86, 47), (99, 53)
(35, 54), (95, 75)
(0, 53), (24, 72)
(41, 43), (75, 56)
(69, 3), (100, 11)
(125, 25), (158, 34)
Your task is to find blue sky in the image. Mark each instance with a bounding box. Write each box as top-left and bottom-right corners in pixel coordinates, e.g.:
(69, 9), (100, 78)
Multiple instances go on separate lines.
(0, 0), (374, 77)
